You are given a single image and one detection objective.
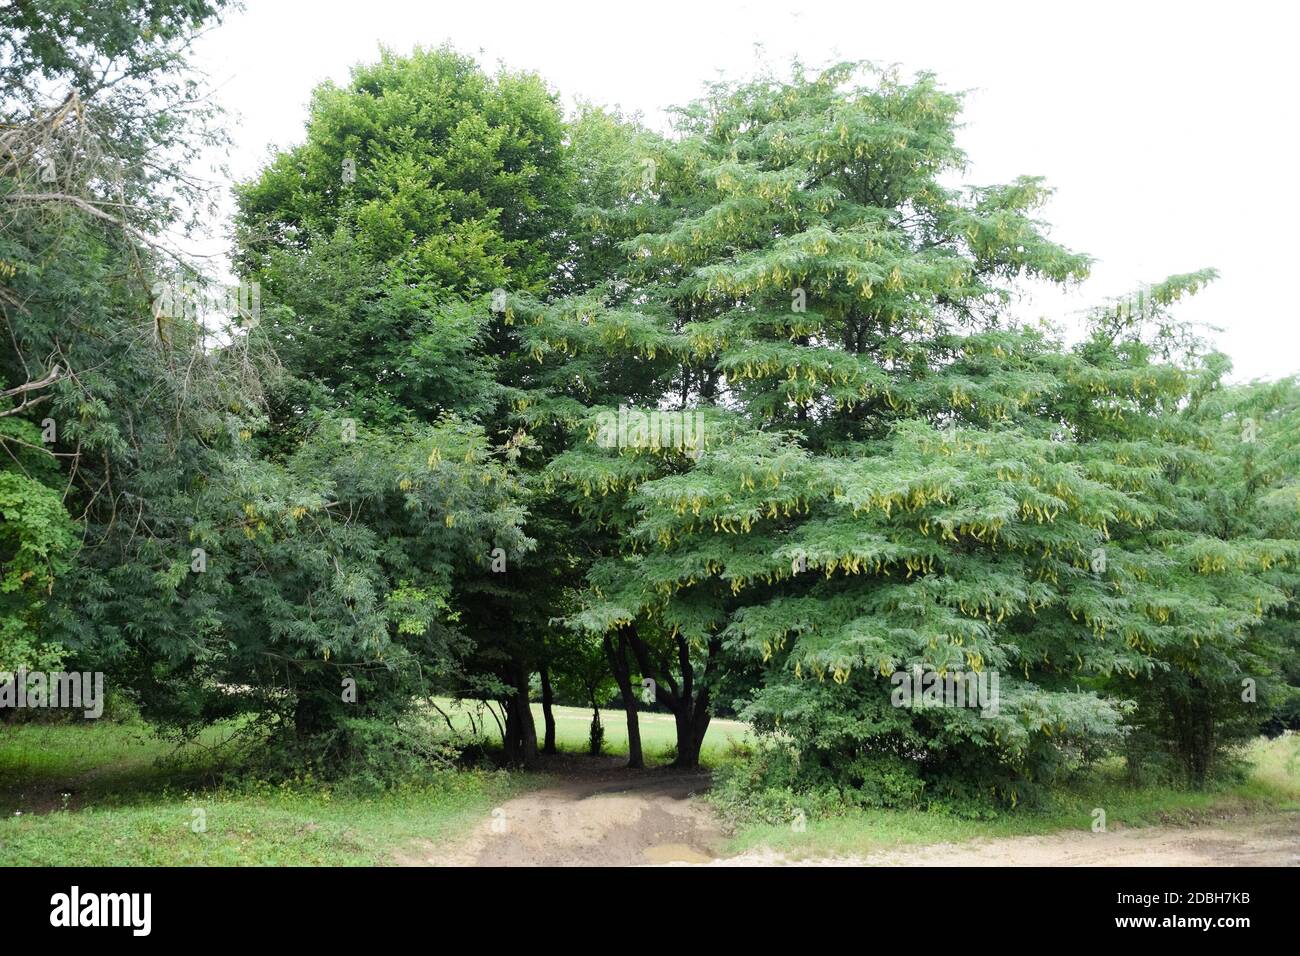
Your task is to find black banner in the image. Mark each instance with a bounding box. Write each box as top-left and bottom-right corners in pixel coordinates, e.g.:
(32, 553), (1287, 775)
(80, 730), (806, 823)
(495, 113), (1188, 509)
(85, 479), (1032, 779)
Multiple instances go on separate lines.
(4, 865), (1289, 941)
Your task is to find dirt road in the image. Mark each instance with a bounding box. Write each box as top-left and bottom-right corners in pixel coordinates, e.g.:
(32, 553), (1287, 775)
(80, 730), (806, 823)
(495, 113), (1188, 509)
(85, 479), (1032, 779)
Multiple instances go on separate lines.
(397, 756), (724, 866)
(396, 757), (1300, 867)
(717, 812), (1300, 867)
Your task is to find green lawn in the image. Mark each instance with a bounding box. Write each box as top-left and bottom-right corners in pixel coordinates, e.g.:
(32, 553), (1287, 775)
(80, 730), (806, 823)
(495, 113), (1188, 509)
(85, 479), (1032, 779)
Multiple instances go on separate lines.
(429, 698), (751, 762)
(0, 704), (748, 866)
(3, 716), (1293, 866)
(0, 720), (531, 866)
(722, 734), (1300, 859)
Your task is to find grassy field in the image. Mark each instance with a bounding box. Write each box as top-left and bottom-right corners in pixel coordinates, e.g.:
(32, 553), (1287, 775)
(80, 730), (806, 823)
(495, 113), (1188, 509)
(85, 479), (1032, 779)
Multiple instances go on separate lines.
(0, 704), (745, 865)
(2, 714), (1294, 865)
(0, 720), (532, 865)
(722, 734), (1300, 858)
(430, 698), (752, 762)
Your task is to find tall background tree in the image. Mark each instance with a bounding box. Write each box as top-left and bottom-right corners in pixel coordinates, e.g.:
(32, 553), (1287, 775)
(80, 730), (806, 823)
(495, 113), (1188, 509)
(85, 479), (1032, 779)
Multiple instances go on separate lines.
(234, 47), (659, 764)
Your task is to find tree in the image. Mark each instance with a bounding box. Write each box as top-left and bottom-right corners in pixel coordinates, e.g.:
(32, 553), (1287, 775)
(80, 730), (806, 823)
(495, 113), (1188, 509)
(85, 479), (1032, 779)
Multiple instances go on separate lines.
(235, 46), (590, 766)
(1, 0), (232, 692)
(1076, 310), (1300, 784)
(236, 50), (679, 766)
(550, 628), (616, 756)
(541, 62), (1295, 798)
(1, 8), (536, 765)
(602, 626), (644, 768)
(543, 62), (1094, 776)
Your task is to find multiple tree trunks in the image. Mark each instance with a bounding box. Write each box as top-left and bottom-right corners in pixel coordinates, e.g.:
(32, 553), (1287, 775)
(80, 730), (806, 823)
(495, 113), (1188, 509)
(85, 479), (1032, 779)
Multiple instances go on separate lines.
(490, 625), (719, 770)
(288, 639), (716, 771)
(621, 624), (720, 770)
(500, 664), (540, 769)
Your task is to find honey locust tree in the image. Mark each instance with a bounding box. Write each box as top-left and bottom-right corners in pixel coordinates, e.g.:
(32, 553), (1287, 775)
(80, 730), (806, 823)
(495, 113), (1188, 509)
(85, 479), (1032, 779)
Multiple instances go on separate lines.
(543, 63), (1289, 792)
(1072, 294), (1300, 784)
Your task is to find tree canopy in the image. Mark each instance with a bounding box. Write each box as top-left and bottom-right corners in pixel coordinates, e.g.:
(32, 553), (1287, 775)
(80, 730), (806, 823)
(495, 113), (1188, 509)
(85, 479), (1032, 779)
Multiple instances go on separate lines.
(3, 11), (1295, 806)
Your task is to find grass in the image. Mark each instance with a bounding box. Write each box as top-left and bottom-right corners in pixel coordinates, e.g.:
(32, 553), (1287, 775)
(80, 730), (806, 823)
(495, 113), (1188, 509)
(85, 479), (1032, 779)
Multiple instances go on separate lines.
(0, 703), (744, 866)
(430, 697), (751, 763)
(3, 714), (1294, 865)
(722, 734), (1300, 859)
(0, 720), (532, 866)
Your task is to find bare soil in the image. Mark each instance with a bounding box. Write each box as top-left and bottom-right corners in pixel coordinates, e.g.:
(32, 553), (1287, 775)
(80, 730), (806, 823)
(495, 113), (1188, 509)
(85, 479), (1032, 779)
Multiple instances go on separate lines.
(396, 754), (723, 866)
(718, 812), (1300, 867)
(395, 755), (1300, 867)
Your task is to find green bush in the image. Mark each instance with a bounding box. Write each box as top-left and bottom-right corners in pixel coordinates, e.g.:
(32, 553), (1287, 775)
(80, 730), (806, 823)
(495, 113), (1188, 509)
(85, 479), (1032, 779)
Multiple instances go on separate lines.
(711, 742), (934, 825)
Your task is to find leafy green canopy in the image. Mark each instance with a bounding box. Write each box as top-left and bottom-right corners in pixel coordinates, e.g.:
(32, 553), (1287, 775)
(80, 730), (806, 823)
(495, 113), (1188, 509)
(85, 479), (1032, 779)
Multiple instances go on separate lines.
(236, 45), (573, 426)
(540, 63), (1296, 800)
(1, 0), (231, 675)
(0, 14), (536, 757)
(1101, 356), (1300, 782)
(231, 47), (620, 762)
(0, 433), (75, 673)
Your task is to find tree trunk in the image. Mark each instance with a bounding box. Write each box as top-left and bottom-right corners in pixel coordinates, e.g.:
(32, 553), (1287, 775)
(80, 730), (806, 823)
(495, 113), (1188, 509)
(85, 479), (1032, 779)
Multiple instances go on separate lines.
(685, 686), (713, 769)
(673, 711), (699, 768)
(604, 629), (643, 769)
(498, 664), (539, 769)
(621, 626), (721, 769)
(588, 696), (604, 756)
(500, 694), (520, 765)
(512, 665), (539, 769)
(540, 664), (557, 755)
(670, 688), (713, 769)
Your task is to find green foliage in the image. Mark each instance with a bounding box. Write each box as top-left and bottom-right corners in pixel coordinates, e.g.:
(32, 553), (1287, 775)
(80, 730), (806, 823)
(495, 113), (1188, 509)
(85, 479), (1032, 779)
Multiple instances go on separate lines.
(709, 741), (932, 824)
(238, 45), (570, 297)
(4, 7), (1295, 807)
(233, 42), (580, 445)
(1, 1), (232, 678)
(233, 46), (664, 767)
(1, 0), (229, 96)
(0, 415), (76, 672)
(541, 61), (1298, 796)
(1106, 370), (1300, 781)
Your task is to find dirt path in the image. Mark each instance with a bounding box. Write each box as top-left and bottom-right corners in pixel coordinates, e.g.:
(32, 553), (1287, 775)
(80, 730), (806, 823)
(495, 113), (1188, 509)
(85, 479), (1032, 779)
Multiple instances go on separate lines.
(396, 757), (1300, 867)
(718, 812), (1300, 867)
(397, 756), (725, 866)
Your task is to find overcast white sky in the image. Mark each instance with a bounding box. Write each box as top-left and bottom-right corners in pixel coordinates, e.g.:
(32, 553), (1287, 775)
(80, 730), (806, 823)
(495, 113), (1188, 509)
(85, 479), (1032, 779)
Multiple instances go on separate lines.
(191, 0), (1299, 381)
